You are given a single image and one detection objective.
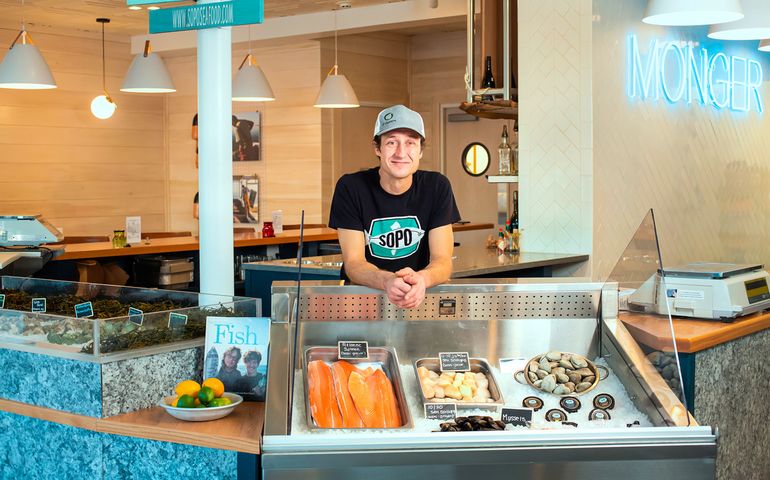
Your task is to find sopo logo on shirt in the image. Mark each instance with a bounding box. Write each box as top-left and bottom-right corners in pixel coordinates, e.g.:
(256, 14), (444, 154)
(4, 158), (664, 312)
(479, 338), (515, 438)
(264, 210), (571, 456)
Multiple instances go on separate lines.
(366, 216), (425, 259)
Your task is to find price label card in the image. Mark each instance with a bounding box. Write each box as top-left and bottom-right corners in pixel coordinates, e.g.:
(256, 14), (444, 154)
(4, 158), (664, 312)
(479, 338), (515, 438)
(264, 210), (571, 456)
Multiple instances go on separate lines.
(439, 352), (470, 372)
(498, 357), (528, 374)
(424, 403), (458, 421)
(337, 340), (369, 360)
(31, 298), (46, 313)
(74, 301), (94, 319)
(168, 312), (188, 328)
(128, 307), (144, 326)
(0, 294), (5, 309)
(501, 407), (533, 427)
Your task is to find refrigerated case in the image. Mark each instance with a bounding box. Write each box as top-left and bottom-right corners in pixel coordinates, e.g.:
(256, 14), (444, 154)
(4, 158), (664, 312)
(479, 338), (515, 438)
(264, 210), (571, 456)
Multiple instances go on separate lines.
(261, 211), (716, 479)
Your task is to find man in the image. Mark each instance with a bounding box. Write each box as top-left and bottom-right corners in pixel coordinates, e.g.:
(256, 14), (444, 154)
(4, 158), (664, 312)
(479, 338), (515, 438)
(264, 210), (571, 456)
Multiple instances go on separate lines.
(329, 105), (461, 309)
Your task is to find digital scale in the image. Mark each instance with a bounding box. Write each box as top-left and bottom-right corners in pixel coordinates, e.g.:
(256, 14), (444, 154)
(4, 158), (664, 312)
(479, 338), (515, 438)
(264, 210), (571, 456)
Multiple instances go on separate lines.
(630, 262), (770, 321)
(0, 215), (63, 247)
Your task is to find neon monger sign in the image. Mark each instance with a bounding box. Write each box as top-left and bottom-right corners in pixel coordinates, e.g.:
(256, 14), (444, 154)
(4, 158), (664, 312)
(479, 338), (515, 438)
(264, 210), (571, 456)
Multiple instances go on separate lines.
(627, 34), (764, 113)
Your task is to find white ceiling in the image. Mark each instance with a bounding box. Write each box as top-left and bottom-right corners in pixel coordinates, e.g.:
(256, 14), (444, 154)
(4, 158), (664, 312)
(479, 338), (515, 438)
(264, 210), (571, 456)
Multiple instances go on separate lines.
(0, 0), (410, 36)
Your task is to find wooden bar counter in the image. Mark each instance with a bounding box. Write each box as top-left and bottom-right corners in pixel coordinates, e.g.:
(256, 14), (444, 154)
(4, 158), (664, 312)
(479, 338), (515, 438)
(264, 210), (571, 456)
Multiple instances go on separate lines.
(52, 224), (493, 262)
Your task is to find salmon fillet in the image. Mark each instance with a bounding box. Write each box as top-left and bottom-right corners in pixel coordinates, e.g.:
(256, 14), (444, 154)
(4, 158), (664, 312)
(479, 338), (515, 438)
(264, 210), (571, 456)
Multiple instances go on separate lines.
(348, 370), (386, 428)
(307, 360), (342, 428)
(370, 369), (402, 427)
(331, 361), (365, 428)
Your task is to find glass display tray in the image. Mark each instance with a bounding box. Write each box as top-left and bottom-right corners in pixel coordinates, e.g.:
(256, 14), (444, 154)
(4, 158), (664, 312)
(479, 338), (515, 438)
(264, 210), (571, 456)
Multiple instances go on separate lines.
(0, 276), (259, 361)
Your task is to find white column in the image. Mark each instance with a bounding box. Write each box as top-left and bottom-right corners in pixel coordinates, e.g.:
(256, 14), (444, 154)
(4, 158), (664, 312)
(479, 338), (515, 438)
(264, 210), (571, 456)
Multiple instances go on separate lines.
(197, 0), (234, 296)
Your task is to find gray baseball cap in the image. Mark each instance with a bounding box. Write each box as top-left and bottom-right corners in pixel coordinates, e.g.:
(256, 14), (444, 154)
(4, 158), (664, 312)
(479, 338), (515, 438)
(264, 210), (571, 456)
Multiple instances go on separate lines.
(373, 104), (425, 139)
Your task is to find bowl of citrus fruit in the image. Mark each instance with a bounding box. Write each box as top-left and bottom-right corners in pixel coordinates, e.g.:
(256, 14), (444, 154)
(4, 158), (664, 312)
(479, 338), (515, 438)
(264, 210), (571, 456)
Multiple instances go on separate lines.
(160, 378), (243, 422)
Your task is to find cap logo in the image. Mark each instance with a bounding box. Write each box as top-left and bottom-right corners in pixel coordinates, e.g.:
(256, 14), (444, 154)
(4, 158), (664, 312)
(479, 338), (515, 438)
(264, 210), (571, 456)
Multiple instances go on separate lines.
(384, 112), (393, 120)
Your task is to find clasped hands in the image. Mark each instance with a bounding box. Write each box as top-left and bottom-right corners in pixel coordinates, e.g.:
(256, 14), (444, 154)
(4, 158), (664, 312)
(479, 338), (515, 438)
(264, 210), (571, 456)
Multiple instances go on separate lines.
(384, 267), (427, 309)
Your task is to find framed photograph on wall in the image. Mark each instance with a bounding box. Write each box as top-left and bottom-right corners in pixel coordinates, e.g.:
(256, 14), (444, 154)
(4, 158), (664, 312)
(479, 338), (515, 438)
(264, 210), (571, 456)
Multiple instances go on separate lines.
(233, 175), (259, 224)
(232, 111), (261, 162)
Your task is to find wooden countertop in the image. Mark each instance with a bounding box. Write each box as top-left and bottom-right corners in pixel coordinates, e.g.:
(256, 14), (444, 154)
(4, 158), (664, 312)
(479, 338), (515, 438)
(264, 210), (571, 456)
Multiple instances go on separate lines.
(0, 397), (264, 454)
(52, 223), (493, 261)
(619, 310), (770, 353)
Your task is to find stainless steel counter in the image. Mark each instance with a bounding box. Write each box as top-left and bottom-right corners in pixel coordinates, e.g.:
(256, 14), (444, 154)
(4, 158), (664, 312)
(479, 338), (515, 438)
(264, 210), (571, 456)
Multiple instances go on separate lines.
(241, 245), (588, 278)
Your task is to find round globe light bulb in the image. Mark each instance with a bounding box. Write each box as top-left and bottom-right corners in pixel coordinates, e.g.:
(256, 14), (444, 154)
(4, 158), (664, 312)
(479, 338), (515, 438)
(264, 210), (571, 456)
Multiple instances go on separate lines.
(91, 94), (116, 119)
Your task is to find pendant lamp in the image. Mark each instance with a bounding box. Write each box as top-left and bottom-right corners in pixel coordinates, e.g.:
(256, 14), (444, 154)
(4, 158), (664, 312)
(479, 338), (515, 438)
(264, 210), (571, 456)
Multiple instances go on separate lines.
(91, 18), (116, 119)
(643, 0), (743, 26)
(760, 39), (770, 52)
(121, 40), (176, 93)
(233, 25), (274, 102)
(314, 14), (359, 108)
(0, 0), (56, 89)
(709, 0), (770, 40)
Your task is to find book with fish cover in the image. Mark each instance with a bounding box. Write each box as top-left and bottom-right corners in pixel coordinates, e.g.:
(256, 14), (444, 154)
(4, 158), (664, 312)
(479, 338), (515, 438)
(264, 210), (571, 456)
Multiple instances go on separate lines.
(203, 316), (270, 401)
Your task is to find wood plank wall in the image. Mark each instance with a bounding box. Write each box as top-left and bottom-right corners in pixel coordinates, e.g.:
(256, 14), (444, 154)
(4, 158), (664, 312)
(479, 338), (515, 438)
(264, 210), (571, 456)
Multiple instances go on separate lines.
(0, 28), (166, 236)
(164, 41), (323, 233)
(409, 30), (467, 172)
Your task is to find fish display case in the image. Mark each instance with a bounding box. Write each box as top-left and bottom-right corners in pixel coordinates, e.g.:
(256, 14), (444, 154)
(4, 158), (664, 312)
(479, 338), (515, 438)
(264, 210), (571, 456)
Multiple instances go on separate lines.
(262, 212), (717, 480)
(0, 276), (260, 418)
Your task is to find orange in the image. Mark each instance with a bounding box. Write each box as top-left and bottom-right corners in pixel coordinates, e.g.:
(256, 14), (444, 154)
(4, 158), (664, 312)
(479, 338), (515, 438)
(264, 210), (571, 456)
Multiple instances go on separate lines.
(202, 378), (225, 398)
(175, 380), (200, 398)
(169, 396), (180, 407)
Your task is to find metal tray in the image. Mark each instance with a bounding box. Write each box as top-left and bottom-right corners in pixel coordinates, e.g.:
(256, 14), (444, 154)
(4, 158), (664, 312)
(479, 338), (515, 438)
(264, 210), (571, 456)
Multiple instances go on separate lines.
(303, 346), (413, 430)
(414, 357), (505, 411)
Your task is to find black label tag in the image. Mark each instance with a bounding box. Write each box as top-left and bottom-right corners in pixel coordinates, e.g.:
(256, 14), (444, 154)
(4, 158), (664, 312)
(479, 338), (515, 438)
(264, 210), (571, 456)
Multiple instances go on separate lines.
(0, 294), (5, 309)
(338, 340), (369, 359)
(439, 352), (470, 372)
(31, 298), (46, 313)
(128, 307), (144, 326)
(168, 312), (188, 328)
(438, 298), (456, 315)
(74, 301), (94, 319)
(501, 407), (533, 427)
(424, 403), (457, 421)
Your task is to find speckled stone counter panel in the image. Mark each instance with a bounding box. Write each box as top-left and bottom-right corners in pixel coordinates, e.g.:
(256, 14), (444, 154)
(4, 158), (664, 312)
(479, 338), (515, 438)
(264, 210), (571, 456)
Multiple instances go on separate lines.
(0, 411), (237, 480)
(101, 346), (203, 417)
(0, 348), (101, 417)
(694, 327), (770, 480)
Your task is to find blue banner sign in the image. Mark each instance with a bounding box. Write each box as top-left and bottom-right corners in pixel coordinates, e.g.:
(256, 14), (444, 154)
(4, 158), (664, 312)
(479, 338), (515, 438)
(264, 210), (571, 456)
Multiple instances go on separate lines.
(74, 301), (94, 319)
(128, 307), (144, 326)
(627, 34), (764, 113)
(149, 0), (263, 34)
(168, 312), (188, 328)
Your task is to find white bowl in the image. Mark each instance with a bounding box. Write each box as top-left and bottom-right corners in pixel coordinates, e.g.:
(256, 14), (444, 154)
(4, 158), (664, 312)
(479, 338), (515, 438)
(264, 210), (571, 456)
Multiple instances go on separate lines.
(159, 392), (243, 422)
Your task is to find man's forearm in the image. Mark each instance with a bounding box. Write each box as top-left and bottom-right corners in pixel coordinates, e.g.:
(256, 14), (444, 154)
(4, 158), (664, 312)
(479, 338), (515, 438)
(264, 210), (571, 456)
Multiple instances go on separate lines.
(345, 260), (396, 290)
(418, 257), (452, 288)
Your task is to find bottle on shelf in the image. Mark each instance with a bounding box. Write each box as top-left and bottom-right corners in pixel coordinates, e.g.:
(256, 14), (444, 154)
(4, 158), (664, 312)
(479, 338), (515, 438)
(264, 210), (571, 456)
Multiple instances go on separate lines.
(497, 227), (506, 254)
(481, 56), (496, 101)
(498, 125), (512, 175)
(512, 122), (519, 176)
(509, 191), (520, 253)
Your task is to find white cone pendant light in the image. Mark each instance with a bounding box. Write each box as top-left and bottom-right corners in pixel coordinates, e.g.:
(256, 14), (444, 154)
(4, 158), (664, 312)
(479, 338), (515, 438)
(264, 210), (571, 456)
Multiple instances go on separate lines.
(315, 65), (359, 108)
(314, 21), (358, 109)
(91, 18), (116, 119)
(760, 39), (770, 52)
(709, 0), (770, 40)
(0, 17), (57, 89)
(643, 0), (743, 26)
(233, 53), (275, 102)
(121, 40), (175, 93)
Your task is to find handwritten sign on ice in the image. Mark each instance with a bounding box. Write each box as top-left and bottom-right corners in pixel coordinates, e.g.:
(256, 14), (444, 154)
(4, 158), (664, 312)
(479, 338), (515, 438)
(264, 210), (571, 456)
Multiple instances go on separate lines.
(424, 403), (457, 421)
(501, 407), (533, 427)
(438, 352), (470, 372)
(337, 341), (369, 360)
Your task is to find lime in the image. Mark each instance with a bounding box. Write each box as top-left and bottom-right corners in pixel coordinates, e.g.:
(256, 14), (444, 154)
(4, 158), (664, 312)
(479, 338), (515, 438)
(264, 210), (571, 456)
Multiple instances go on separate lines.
(176, 394), (196, 408)
(198, 386), (216, 405)
(208, 397), (232, 408)
(202, 378), (225, 398)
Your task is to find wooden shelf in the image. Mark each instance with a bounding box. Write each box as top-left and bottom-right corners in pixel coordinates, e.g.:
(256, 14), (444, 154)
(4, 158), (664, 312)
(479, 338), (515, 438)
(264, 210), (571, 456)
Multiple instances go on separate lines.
(459, 99), (518, 120)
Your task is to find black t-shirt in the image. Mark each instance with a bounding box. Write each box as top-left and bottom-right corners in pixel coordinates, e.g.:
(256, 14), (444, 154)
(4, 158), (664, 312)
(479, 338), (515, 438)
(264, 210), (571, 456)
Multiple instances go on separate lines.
(329, 168), (461, 281)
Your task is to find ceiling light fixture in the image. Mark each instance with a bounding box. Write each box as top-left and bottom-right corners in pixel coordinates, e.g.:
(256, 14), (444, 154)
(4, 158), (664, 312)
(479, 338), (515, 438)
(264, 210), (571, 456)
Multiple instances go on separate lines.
(233, 24), (275, 102)
(121, 40), (176, 93)
(91, 18), (117, 119)
(128, 5), (141, 10)
(760, 39), (770, 52)
(0, 0), (57, 89)
(314, 8), (359, 108)
(709, 0), (770, 40)
(643, 0), (743, 26)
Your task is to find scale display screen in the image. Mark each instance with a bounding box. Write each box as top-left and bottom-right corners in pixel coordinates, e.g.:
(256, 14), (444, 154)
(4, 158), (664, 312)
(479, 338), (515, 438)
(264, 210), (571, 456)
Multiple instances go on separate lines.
(745, 278), (770, 304)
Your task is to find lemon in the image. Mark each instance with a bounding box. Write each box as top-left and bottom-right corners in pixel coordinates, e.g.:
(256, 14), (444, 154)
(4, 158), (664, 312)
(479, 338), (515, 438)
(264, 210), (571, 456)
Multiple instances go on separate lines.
(175, 380), (201, 398)
(176, 394), (196, 408)
(202, 378), (225, 398)
(169, 396), (180, 407)
(198, 386), (216, 405)
(208, 397), (232, 408)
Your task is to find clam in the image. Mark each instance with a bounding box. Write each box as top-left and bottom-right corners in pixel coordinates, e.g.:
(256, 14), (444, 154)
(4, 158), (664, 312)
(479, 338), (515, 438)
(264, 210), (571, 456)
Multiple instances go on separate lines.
(546, 351), (562, 361)
(583, 375), (596, 384)
(575, 381), (592, 393)
(573, 368), (593, 377)
(528, 361), (539, 373)
(528, 371), (539, 383)
(556, 373), (570, 384)
(559, 359), (573, 369)
(536, 369), (549, 379)
(564, 382), (576, 393)
(540, 374), (557, 393)
(553, 384), (571, 395)
(538, 356), (552, 373)
(552, 367), (566, 376)
(570, 355), (588, 369)
(568, 373), (582, 384)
